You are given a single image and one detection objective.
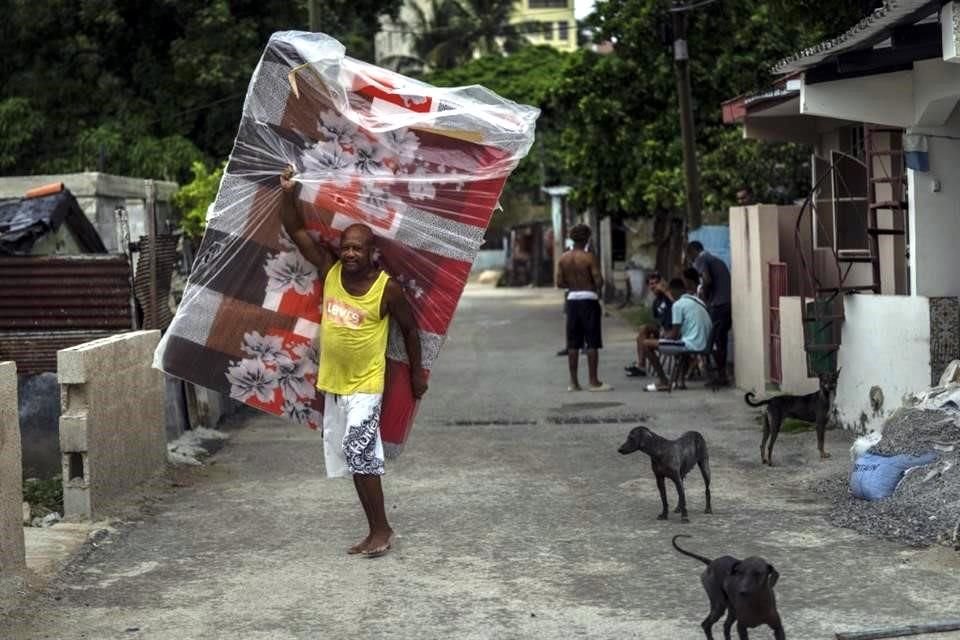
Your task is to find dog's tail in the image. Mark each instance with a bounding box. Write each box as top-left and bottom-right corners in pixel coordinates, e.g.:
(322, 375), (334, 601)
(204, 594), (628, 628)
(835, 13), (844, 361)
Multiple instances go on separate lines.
(744, 392), (771, 407)
(672, 535), (711, 565)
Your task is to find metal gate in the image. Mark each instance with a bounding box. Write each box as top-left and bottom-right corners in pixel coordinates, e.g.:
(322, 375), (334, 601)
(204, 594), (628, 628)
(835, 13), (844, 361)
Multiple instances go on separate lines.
(769, 262), (788, 385)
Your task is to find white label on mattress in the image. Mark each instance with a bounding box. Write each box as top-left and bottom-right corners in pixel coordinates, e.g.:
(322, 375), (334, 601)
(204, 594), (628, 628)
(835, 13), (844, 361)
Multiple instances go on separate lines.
(294, 317), (321, 339)
(263, 289), (284, 312)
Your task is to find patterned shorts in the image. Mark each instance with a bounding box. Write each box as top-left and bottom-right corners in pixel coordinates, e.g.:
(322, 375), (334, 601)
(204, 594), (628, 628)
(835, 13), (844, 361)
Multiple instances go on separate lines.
(322, 392), (385, 478)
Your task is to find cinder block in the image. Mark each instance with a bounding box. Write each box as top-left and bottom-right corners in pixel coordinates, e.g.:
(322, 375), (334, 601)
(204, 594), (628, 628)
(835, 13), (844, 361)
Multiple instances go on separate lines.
(56, 331), (165, 520)
(59, 414), (89, 452)
(56, 346), (88, 385)
(0, 361), (26, 601)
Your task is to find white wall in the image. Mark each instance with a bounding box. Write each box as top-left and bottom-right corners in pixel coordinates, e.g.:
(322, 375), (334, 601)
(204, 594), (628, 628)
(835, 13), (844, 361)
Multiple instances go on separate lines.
(779, 297), (820, 395)
(472, 248), (507, 273)
(800, 71), (914, 127)
(909, 104), (960, 298)
(836, 295), (931, 434)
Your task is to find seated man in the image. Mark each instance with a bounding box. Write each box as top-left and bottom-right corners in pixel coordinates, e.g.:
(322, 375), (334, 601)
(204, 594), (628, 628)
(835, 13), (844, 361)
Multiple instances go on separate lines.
(625, 271), (673, 377)
(638, 277), (713, 392)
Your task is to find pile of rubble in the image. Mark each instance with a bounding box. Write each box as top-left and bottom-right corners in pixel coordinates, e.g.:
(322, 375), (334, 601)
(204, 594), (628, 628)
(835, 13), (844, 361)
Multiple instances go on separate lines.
(817, 363), (960, 548)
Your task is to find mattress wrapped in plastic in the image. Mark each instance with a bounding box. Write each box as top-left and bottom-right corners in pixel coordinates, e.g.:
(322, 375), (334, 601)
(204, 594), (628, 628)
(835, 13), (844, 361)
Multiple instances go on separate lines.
(154, 31), (538, 455)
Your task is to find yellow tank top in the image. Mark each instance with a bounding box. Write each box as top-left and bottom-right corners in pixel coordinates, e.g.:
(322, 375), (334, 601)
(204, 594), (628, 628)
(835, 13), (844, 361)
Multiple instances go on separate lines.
(315, 262), (391, 395)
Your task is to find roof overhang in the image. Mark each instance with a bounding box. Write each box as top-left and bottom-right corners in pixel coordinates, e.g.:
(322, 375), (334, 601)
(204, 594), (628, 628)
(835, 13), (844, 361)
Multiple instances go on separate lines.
(773, 0), (943, 76)
(722, 75), (802, 124)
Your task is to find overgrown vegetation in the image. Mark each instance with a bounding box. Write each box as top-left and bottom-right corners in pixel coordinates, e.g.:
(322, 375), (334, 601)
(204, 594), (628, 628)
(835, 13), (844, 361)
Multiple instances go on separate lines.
(23, 476), (64, 517)
(173, 161), (225, 239)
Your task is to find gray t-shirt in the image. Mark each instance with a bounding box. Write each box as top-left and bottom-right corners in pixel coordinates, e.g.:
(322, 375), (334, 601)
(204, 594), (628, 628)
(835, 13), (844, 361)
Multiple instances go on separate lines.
(693, 251), (731, 308)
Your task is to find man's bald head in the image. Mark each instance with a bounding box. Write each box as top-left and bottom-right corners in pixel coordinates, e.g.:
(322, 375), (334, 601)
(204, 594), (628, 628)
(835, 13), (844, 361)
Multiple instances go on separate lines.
(339, 223), (376, 275)
(342, 223), (375, 247)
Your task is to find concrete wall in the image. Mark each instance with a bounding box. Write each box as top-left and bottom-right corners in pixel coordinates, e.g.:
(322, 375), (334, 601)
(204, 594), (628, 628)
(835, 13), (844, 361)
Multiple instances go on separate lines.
(0, 173), (177, 252)
(909, 107), (960, 298)
(0, 361), (26, 611)
(472, 248), (507, 273)
(779, 297), (820, 395)
(836, 296), (931, 434)
(58, 331), (166, 519)
(730, 205), (782, 393)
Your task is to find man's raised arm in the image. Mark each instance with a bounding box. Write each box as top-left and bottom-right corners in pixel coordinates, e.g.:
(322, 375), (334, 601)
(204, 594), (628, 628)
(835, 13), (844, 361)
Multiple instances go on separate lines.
(279, 169), (335, 279)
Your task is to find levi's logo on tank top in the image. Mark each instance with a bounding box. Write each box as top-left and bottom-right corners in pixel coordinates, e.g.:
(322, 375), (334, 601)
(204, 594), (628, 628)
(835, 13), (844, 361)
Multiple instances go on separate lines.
(324, 298), (367, 329)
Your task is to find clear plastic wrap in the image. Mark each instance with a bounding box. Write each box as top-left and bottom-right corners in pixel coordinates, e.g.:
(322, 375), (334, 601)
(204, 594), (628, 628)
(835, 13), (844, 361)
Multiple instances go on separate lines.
(154, 31), (538, 455)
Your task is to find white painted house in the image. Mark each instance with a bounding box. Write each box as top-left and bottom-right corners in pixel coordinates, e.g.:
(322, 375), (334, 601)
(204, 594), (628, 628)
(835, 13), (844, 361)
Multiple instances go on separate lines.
(723, 0), (960, 434)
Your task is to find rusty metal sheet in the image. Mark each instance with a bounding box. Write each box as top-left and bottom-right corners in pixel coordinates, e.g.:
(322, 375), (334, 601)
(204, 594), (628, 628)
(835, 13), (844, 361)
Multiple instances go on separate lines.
(0, 330), (117, 375)
(0, 255), (134, 373)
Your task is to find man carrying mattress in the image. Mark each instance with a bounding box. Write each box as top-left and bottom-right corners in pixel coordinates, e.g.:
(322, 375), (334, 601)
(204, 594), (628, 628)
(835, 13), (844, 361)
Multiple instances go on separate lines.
(280, 168), (428, 558)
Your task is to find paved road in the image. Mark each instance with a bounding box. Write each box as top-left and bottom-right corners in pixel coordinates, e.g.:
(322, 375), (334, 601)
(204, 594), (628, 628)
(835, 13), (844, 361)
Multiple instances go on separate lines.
(8, 286), (960, 639)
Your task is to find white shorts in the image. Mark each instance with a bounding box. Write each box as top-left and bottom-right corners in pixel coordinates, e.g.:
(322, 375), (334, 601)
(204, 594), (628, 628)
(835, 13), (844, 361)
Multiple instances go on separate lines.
(322, 392), (385, 478)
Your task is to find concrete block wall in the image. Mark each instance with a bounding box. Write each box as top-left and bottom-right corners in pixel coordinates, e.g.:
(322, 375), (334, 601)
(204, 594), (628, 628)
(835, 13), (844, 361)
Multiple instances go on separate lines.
(0, 361), (26, 610)
(58, 331), (166, 519)
(836, 296), (931, 434)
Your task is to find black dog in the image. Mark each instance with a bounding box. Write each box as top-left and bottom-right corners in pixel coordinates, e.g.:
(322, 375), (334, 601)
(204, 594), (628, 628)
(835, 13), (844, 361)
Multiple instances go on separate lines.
(618, 426), (711, 522)
(672, 535), (785, 640)
(744, 369), (839, 466)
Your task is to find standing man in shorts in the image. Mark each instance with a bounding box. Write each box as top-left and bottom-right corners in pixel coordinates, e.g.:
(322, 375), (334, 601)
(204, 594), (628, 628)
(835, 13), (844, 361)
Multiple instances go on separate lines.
(557, 224), (612, 392)
(280, 169), (427, 557)
(687, 241), (732, 386)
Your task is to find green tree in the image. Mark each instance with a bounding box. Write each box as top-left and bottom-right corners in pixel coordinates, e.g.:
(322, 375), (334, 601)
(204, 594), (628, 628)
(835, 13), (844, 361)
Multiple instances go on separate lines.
(0, 0), (400, 181)
(0, 98), (45, 170)
(308, 0), (404, 62)
(403, 0), (529, 70)
(424, 46), (570, 204)
(551, 0), (867, 217)
(173, 161), (225, 239)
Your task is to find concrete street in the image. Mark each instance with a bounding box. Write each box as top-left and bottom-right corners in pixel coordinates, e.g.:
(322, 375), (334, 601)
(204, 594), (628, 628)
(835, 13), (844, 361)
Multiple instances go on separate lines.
(7, 286), (960, 639)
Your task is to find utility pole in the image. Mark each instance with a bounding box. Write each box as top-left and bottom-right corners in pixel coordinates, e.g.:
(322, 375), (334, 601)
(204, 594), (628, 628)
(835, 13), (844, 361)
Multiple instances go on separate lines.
(308, 0), (320, 31)
(671, 1), (704, 230)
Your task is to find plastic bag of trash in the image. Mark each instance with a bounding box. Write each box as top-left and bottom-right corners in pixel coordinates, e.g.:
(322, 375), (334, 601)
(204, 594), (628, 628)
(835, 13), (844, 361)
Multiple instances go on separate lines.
(153, 31), (538, 456)
(850, 431), (882, 461)
(849, 452), (939, 501)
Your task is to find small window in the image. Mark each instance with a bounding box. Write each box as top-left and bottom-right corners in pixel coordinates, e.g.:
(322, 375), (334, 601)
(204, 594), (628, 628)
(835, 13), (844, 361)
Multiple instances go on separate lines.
(542, 21), (553, 40)
(528, 0), (568, 8)
(558, 21), (569, 40)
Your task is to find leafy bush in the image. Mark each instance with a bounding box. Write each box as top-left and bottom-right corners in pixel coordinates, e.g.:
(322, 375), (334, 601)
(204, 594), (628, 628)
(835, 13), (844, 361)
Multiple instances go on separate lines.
(174, 161), (225, 238)
(23, 475), (63, 517)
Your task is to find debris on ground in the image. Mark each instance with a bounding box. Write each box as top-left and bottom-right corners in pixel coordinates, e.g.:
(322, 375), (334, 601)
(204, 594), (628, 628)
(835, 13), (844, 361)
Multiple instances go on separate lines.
(817, 406), (960, 548)
(31, 512), (62, 528)
(167, 427), (230, 466)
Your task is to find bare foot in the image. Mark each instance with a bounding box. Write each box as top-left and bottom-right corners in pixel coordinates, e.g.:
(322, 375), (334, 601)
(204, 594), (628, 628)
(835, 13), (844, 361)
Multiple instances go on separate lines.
(348, 534), (373, 555)
(363, 529), (395, 558)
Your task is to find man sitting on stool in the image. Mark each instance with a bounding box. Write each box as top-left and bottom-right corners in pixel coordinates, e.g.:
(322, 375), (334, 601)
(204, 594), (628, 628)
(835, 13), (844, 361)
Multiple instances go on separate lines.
(625, 271), (674, 377)
(638, 277), (713, 392)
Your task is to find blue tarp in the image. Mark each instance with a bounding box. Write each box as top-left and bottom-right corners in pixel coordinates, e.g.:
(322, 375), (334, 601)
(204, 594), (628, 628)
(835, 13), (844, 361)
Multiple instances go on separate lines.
(689, 225), (730, 268)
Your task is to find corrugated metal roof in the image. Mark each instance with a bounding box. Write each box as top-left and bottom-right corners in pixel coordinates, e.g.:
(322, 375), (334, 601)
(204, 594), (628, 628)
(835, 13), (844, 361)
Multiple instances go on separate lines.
(773, 0), (940, 74)
(0, 330), (117, 375)
(0, 255), (134, 374)
(133, 234), (178, 331)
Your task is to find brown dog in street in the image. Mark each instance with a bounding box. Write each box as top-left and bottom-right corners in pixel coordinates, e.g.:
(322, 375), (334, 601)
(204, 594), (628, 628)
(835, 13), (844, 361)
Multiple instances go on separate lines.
(672, 535), (785, 640)
(618, 425), (712, 522)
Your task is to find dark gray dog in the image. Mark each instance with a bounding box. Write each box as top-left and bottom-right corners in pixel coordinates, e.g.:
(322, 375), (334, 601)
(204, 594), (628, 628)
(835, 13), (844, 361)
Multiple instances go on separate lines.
(618, 426), (711, 522)
(744, 369), (839, 465)
(672, 535), (785, 640)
